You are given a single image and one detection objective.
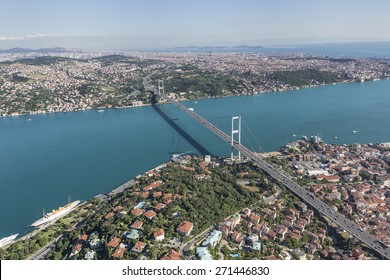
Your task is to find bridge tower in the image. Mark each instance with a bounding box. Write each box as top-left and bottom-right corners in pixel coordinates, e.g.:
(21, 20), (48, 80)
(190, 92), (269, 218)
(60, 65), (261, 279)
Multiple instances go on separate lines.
(158, 80), (164, 95)
(231, 116), (241, 161)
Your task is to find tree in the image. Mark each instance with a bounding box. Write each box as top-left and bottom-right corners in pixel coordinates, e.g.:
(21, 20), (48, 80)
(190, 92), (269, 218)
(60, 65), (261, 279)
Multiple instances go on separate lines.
(53, 252), (63, 260)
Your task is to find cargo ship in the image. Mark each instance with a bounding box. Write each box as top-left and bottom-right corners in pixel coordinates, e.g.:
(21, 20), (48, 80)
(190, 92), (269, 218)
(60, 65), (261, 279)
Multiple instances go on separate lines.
(0, 234), (18, 248)
(31, 200), (80, 228)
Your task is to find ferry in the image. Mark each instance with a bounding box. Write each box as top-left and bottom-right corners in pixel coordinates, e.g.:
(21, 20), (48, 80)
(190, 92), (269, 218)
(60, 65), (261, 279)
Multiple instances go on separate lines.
(0, 234), (18, 248)
(31, 200), (80, 228)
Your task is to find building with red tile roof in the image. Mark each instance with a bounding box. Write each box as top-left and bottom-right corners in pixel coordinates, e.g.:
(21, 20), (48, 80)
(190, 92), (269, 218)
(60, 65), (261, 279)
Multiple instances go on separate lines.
(79, 234), (88, 242)
(144, 210), (157, 220)
(71, 243), (83, 255)
(112, 246), (126, 258)
(131, 208), (144, 216)
(160, 249), (182, 260)
(143, 181), (162, 191)
(249, 213), (261, 224)
(107, 237), (121, 248)
(130, 220), (143, 229)
(153, 228), (165, 241)
(177, 221), (194, 236)
(153, 191), (163, 198)
(113, 205), (123, 212)
(352, 248), (365, 259)
(141, 192), (150, 198)
(131, 241), (146, 254)
(155, 203), (167, 212)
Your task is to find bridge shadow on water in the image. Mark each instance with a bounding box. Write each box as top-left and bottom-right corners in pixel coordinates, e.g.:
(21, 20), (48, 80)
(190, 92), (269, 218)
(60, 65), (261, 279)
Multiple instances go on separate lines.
(151, 104), (213, 156)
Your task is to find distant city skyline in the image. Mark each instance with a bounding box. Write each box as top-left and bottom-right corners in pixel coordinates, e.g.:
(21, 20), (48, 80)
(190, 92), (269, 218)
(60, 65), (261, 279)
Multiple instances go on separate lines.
(1, 0), (390, 50)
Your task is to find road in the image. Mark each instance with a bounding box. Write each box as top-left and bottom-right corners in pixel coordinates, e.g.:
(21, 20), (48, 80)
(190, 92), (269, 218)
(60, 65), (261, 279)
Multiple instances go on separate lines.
(149, 78), (390, 260)
(179, 225), (214, 258)
(27, 235), (64, 260)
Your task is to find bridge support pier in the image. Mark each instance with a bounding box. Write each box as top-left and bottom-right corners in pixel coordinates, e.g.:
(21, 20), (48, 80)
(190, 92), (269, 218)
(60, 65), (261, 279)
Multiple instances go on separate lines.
(231, 116), (241, 161)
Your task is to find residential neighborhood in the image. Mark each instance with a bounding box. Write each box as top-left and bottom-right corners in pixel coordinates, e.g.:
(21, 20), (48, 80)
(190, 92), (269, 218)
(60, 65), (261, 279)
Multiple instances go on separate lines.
(4, 146), (382, 261)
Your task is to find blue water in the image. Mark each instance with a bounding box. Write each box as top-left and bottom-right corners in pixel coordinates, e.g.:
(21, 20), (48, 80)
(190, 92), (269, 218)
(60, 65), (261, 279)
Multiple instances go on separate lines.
(1, 79), (390, 238)
(134, 202), (146, 209)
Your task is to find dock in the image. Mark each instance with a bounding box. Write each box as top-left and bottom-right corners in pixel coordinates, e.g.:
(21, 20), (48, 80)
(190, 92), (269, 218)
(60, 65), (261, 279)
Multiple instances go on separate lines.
(108, 179), (136, 196)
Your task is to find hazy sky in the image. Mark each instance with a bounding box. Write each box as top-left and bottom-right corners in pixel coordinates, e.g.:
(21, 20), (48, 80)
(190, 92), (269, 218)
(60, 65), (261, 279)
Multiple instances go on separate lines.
(1, 0), (390, 49)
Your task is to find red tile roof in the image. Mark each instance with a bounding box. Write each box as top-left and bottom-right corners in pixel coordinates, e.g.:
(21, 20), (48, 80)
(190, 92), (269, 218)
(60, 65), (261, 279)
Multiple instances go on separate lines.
(160, 249), (182, 260)
(143, 181), (162, 191)
(144, 210), (157, 220)
(104, 212), (115, 220)
(113, 206), (123, 212)
(72, 243), (82, 254)
(155, 203), (167, 211)
(107, 237), (121, 248)
(153, 228), (165, 239)
(79, 234), (88, 241)
(131, 208), (144, 216)
(153, 191), (163, 198)
(112, 246), (126, 258)
(130, 220), (143, 229)
(177, 221), (194, 235)
(132, 241), (146, 253)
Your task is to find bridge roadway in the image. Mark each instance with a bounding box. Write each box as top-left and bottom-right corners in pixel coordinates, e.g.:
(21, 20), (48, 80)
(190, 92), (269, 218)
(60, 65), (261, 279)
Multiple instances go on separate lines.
(152, 86), (390, 259)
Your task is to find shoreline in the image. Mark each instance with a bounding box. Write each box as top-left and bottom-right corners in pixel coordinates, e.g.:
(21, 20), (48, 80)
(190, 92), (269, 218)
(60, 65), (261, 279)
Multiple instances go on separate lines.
(2, 77), (389, 119)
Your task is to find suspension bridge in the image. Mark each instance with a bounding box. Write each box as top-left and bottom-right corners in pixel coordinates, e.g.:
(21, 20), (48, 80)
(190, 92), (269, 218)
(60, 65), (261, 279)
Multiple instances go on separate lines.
(143, 77), (390, 259)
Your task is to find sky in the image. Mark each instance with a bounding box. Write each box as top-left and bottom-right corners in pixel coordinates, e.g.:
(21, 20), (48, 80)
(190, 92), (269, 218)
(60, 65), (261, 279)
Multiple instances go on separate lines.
(1, 0), (390, 50)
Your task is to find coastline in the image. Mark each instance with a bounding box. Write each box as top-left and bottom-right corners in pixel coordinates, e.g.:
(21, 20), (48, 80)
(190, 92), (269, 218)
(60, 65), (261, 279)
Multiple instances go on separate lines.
(2, 77), (389, 119)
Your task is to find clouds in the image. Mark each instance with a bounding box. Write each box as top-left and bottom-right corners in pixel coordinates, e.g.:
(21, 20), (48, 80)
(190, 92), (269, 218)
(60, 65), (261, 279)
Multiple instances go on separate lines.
(0, 34), (51, 41)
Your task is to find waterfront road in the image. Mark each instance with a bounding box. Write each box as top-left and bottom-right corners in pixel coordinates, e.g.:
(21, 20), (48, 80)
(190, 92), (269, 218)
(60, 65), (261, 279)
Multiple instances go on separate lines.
(153, 81), (390, 260)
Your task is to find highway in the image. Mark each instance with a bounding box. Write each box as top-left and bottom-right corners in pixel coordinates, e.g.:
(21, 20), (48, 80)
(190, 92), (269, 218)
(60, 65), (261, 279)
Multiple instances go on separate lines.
(147, 79), (390, 260)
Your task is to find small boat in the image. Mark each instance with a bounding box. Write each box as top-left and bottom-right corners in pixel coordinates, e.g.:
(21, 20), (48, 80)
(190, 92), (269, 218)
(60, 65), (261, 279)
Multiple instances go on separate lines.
(292, 134), (297, 137)
(334, 136), (338, 139)
(27, 118), (32, 121)
(97, 109), (104, 113)
(353, 130), (358, 134)
(194, 101), (197, 104)
(188, 108), (194, 111)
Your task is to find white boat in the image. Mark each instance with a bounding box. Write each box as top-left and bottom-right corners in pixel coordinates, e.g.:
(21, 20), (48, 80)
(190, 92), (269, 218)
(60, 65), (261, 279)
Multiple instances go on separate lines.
(0, 233), (18, 248)
(334, 136), (338, 139)
(97, 109), (104, 113)
(188, 108), (194, 111)
(353, 130), (358, 133)
(292, 134), (297, 137)
(31, 200), (80, 227)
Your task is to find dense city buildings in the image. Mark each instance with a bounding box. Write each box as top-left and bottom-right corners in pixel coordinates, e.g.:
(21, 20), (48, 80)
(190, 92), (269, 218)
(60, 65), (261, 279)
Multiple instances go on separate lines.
(279, 139), (390, 246)
(1, 50), (390, 117)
